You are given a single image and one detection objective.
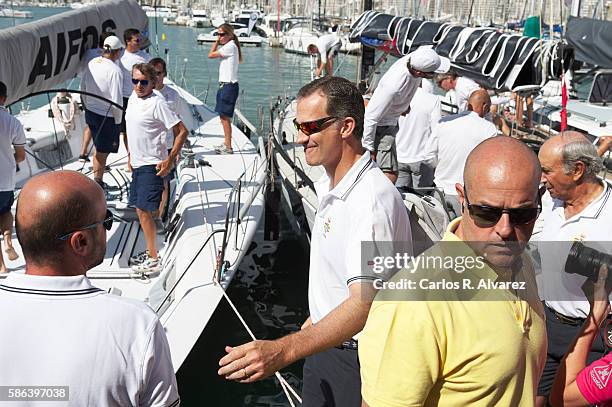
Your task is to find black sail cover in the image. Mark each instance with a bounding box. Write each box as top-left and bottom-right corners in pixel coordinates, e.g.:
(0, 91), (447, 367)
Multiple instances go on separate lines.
(0, 0), (149, 106)
(566, 16), (612, 68)
(350, 11), (573, 91)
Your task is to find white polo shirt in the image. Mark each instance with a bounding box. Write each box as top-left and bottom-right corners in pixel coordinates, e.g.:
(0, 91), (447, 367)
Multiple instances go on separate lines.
(0, 106), (26, 192)
(454, 76), (481, 112)
(82, 56), (123, 124)
(120, 49), (151, 97)
(126, 92), (180, 169)
(396, 88), (441, 164)
(156, 85), (181, 148)
(363, 54), (421, 152)
(538, 181), (612, 318)
(431, 111), (498, 196)
(308, 152), (412, 323)
(218, 40), (239, 83)
(0, 273), (179, 407)
(315, 34), (341, 63)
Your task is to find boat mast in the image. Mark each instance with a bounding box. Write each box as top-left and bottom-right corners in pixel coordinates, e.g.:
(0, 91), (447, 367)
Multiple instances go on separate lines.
(357, 0), (374, 92)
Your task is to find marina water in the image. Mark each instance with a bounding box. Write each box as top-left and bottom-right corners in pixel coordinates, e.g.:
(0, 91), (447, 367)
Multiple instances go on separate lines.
(0, 7), (348, 405)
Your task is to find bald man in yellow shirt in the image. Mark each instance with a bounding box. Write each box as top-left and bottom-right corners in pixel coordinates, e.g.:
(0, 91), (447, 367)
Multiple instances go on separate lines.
(359, 136), (547, 407)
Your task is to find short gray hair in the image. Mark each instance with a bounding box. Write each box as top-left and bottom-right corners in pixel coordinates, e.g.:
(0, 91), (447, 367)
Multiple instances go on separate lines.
(561, 141), (604, 178)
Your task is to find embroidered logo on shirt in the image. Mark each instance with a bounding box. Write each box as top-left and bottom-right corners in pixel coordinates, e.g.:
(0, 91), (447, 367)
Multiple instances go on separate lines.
(590, 363), (612, 389)
(323, 218), (331, 237)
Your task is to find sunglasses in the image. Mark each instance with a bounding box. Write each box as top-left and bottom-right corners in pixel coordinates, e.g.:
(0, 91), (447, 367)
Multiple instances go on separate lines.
(131, 37), (141, 43)
(218, 32), (227, 37)
(463, 187), (541, 228)
(131, 78), (150, 86)
(293, 116), (338, 136)
(58, 209), (114, 241)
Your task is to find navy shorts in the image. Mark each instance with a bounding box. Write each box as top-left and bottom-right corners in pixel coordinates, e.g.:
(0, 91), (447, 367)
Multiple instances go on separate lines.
(85, 110), (120, 154)
(215, 82), (239, 118)
(129, 165), (164, 212)
(0, 191), (14, 215)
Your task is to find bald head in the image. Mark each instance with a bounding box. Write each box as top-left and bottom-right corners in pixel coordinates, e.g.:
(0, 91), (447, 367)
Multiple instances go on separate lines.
(464, 136), (541, 194)
(541, 131), (590, 155)
(467, 89), (491, 118)
(16, 171), (105, 269)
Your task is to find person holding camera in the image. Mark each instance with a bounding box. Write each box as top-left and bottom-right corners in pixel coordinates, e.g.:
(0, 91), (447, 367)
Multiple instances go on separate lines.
(535, 131), (612, 407)
(550, 265), (611, 406)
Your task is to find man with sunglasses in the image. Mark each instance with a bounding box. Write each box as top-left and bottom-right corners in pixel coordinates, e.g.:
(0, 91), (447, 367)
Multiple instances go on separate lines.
(0, 170), (179, 406)
(360, 136), (547, 406)
(534, 131), (612, 407)
(126, 63), (188, 273)
(218, 76), (411, 406)
(119, 28), (151, 154)
(363, 47), (450, 184)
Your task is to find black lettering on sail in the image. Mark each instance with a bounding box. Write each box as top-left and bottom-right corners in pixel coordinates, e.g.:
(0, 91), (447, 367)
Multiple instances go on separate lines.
(63, 28), (81, 71)
(27, 35), (53, 86)
(80, 26), (98, 60)
(101, 19), (117, 34)
(54, 31), (66, 76)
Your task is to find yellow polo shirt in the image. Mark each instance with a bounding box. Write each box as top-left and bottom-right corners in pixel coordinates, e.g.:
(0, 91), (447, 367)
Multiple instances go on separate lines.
(359, 218), (547, 407)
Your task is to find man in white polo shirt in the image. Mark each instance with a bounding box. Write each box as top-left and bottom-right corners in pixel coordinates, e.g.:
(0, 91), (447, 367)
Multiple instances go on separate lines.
(395, 86), (441, 190)
(435, 71), (481, 113)
(126, 63), (188, 273)
(0, 170), (179, 406)
(0, 81), (26, 273)
(534, 131), (612, 407)
(363, 47), (450, 184)
(307, 32), (342, 78)
(431, 89), (498, 217)
(217, 76), (411, 406)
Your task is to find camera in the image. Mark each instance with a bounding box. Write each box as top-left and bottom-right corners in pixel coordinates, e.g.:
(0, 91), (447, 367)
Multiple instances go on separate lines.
(564, 241), (612, 280)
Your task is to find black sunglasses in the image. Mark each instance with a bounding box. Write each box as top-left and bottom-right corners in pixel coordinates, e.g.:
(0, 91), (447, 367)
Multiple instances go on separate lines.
(131, 78), (150, 86)
(463, 187), (541, 228)
(58, 209), (114, 241)
(218, 32), (227, 37)
(293, 116), (338, 136)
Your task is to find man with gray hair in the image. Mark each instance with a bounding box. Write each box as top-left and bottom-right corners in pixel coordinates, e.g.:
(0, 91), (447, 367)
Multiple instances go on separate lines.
(535, 130), (612, 407)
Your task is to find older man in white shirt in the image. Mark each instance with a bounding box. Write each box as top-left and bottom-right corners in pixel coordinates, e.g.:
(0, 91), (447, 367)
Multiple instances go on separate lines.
(363, 47), (450, 184)
(534, 131), (612, 407)
(435, 72), (481, 113)
(430, 89), (498, 217)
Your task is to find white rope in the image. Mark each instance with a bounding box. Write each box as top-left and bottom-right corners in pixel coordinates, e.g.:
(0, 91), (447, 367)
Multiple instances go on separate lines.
(214, 280), (303, 406)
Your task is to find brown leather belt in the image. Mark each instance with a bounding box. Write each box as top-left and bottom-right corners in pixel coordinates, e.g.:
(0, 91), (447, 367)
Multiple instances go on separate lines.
(547, 306), (584, 326)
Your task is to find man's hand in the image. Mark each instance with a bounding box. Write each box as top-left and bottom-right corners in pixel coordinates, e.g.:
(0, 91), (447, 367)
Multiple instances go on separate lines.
(156, 159), (172, 177)
(370, 151), (377, 162)
(218, 340), (290, 383)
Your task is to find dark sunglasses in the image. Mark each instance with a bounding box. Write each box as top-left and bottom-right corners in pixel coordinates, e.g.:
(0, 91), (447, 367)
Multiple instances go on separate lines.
(131, 37), (141, 43)
(58, 209), (114, 241)
(463, 187), (541, 228)
(218, 32), (227, 37)
(131, 78), (150, 86)
(293, 116), (338, 136)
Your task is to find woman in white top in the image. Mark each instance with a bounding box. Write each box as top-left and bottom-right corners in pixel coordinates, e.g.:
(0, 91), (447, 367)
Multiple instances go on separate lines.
(208, 23), (242, 154)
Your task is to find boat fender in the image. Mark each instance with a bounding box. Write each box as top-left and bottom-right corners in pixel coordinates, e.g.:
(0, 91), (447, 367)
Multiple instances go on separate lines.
(51, 92), (78, 136)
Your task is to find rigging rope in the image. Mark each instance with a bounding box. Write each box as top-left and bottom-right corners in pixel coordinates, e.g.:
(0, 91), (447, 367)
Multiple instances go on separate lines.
(214, 280), (302, 406)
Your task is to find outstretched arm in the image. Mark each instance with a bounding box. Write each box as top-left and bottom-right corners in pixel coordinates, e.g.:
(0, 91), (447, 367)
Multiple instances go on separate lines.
(218, 282), (375, 382)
